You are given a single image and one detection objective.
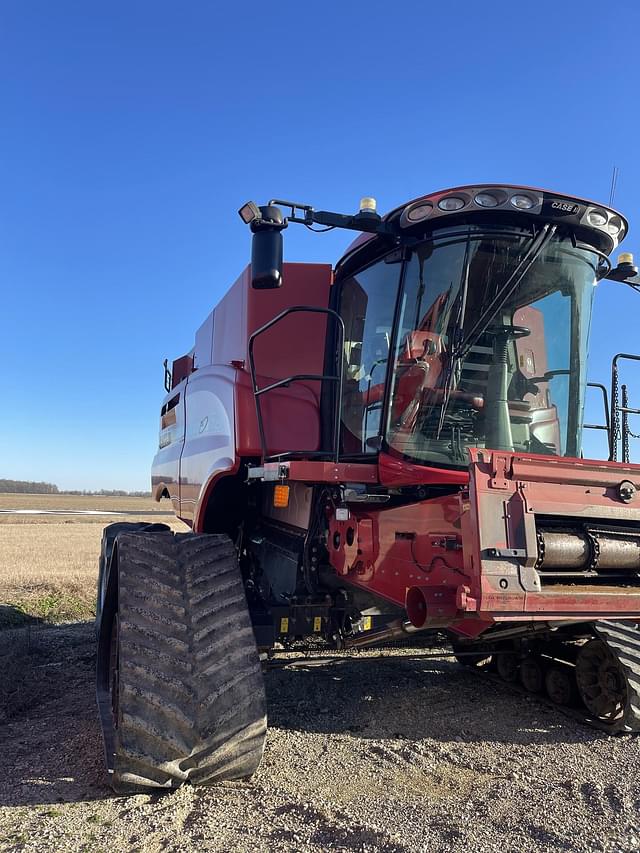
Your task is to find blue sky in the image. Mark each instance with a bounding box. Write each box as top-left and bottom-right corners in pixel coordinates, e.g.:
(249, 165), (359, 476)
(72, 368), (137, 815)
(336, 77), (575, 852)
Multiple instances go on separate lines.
(1, 0), (639, 490)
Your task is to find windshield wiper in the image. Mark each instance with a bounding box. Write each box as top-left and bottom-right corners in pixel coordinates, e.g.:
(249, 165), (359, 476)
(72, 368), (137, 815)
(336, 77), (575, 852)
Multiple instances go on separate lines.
(434, 223), (557, 440)
(456, 223), (557, 362)
(436, 233), (472, 438)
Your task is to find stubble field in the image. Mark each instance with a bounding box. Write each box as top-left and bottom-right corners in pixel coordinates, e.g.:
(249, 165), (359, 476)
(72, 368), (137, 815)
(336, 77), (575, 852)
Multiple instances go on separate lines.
(0, 493), (184, 624)
(1, 494), (640, 852)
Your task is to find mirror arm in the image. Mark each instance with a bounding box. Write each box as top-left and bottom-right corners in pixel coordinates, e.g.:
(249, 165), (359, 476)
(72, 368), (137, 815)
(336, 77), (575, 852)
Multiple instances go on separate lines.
(265, 198), (400, 237)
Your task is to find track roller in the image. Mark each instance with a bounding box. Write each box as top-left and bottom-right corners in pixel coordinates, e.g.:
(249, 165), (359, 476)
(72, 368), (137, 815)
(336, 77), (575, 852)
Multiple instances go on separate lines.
(447, 622), (640, 734)
(519, 655), (544, 693)
(97, 530), (267, 793)
(496, 651), (519, 682)
(544, 662), (577, 706)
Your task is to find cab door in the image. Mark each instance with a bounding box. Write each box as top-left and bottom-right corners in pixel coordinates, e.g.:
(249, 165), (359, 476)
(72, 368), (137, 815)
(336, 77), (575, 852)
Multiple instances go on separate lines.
(335, 256), (401, 455)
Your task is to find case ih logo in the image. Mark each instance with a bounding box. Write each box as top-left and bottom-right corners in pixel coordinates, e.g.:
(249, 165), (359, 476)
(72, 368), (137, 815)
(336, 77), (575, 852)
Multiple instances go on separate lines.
(548, 199), (581, 215)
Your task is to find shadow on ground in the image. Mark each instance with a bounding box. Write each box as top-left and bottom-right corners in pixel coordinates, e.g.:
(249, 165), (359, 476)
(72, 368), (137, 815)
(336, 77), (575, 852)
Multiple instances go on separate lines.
(0, 620), (113, 807)
(0, 603), (42, 630)
(263, 651), (604, 748)
(0, 623), (604, 809)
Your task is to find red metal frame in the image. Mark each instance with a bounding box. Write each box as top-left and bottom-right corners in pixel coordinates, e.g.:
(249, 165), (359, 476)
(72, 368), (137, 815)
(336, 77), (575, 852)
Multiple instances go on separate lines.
(319, 447), (640, 633)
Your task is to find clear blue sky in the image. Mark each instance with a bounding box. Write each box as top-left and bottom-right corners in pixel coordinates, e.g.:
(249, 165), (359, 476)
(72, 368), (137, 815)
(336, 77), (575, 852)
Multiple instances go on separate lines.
(1, 0), (639, 490)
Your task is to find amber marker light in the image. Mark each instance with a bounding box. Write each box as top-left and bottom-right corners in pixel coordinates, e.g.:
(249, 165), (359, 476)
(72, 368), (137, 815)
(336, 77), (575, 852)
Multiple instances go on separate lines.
(359, 197), (377, 213)
(273, 484), (290, 508)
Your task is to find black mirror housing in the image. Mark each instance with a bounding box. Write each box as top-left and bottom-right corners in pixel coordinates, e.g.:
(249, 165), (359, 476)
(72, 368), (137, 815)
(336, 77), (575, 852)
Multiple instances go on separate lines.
(251, 228), (283, 289)
(250, 205), (286, 289)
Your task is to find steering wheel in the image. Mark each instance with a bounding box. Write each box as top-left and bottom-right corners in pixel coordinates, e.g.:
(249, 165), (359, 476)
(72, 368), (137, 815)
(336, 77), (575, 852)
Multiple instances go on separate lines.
(485, 324), (531, 340)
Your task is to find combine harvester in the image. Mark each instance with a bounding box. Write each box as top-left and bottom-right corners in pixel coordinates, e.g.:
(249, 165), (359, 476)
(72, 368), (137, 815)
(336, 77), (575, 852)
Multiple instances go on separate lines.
(96, 184), (640, 791)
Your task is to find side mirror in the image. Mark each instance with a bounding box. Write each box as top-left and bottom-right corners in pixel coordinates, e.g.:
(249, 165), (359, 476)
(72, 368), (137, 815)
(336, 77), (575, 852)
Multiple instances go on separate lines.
(250, 205), (286, 289)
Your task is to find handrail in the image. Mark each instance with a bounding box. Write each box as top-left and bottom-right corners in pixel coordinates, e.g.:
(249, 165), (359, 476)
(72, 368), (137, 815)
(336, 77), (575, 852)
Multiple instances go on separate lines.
(584, 382), (611, 435)
(248, 306), (345, 464)
(610, 353), (640, 462)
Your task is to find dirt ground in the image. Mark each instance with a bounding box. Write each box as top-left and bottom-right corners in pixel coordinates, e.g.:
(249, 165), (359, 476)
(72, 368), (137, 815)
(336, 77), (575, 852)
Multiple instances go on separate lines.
(1, 496), (640, 852)
(2, 624), (640, 853)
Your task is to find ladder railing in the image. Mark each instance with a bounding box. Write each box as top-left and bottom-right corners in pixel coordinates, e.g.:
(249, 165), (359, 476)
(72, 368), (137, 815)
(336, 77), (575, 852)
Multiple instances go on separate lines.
(610, 353), (640, 463)
(248, 306), (345, 464)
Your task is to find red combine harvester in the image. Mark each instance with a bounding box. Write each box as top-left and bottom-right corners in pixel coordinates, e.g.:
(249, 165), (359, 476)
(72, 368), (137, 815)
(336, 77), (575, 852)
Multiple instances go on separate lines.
(96, 184), (640, 792)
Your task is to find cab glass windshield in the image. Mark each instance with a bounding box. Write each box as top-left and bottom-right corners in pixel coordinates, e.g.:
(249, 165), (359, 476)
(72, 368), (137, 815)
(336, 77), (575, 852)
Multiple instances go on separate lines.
(337, 224), (601, 465)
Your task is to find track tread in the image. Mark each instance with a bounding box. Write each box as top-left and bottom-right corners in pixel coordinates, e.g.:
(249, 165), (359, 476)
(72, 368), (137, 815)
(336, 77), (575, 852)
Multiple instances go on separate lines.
(101, 531), (267, 793)
(591, 620), (640, 733)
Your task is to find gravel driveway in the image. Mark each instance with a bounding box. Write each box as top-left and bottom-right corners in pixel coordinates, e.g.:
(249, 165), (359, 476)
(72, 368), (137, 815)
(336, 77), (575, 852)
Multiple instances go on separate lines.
(1, 623), (639, 852)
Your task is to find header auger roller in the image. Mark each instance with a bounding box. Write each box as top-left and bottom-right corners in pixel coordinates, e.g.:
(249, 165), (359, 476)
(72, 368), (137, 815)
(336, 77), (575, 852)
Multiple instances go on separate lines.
(96, 183), (640, 794)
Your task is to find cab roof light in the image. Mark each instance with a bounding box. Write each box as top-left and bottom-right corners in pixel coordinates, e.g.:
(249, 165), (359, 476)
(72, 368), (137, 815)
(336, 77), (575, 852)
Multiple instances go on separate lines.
(438, 196), (466, 211)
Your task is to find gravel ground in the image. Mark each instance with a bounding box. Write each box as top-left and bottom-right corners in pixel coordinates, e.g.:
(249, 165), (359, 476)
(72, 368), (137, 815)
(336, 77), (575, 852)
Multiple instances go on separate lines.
(1, 623), (640, 853)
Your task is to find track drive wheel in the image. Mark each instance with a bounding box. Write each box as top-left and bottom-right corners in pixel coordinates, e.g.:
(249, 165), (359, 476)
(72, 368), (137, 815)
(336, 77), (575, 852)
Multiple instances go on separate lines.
(97, 531), (267, 793)
(576, 637), (628, 727)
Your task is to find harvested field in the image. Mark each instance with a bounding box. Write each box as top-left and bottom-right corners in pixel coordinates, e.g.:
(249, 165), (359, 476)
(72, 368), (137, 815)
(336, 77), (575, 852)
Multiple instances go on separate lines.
(1, 495), (640, 852)
(0, 494), (183, 624)
(0, 494), (163, 513)
(0, 493), (174, 526)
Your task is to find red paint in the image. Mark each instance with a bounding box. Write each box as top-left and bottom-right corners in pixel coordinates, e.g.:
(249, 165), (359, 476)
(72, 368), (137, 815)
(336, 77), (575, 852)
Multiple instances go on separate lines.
(326, 448), (640, 628)
(378, 451), (469, 487)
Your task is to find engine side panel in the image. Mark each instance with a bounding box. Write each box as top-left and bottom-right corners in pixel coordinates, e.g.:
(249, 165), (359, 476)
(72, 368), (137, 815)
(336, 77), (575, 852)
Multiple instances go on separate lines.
(151, 262), (332, 523)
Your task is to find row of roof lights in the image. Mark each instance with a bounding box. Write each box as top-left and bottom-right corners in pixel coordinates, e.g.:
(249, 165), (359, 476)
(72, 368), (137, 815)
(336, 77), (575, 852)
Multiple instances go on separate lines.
(405, 190), (624, 238)
(437, 192), (535, 212)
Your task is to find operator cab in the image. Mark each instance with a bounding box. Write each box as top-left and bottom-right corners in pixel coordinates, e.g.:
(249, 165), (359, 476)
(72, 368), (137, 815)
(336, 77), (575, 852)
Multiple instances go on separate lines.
(333, 185), (628, 468)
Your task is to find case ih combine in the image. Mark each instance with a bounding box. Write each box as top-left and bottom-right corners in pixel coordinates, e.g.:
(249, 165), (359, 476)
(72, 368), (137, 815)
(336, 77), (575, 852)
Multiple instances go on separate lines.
(96, 184), (640, 792)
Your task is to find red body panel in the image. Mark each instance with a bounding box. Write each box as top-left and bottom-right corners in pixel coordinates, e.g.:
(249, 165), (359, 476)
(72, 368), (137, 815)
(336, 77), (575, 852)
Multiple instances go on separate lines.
(152, 262), (332, 524)
(325, 449), (640, 632)
(378, 451), (469, 487)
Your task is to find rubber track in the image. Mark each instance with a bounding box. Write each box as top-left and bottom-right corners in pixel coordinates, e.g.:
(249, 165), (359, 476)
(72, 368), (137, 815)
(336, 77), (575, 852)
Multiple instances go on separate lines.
(591, 620), (640, 733)
(456, 622), (640, 735)
(96, 522), (170, 630)
(108, 531), (267, 793)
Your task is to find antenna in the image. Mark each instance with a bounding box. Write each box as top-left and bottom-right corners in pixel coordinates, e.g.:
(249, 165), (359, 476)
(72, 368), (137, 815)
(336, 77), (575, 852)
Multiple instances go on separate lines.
(609, 165), (619, 207)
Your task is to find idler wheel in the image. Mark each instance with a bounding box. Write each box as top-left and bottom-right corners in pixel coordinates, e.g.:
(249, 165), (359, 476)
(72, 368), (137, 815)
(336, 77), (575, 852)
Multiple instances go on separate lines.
(520, 656), (544, 693)
(576, 639), (627, 722)
(496, 652), (519, 682)
(545, 664), (577, 706)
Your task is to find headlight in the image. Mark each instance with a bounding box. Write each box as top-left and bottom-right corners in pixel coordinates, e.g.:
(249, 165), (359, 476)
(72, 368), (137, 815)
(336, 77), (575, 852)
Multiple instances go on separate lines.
(406, 203), (433, 222)
(607, 215), (623, 236)
(438, 196), (465, 211)
(510, 194), (535, 210)
(475, 192), (499, 208)
(587, 209), (608, 227)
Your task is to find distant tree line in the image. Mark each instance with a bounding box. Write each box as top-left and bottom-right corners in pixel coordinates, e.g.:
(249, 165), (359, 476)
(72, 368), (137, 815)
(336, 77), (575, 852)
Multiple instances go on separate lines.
(0, 479), (59, 493)
(62, 489), (152, 497)
(0, 479), (151, 497)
